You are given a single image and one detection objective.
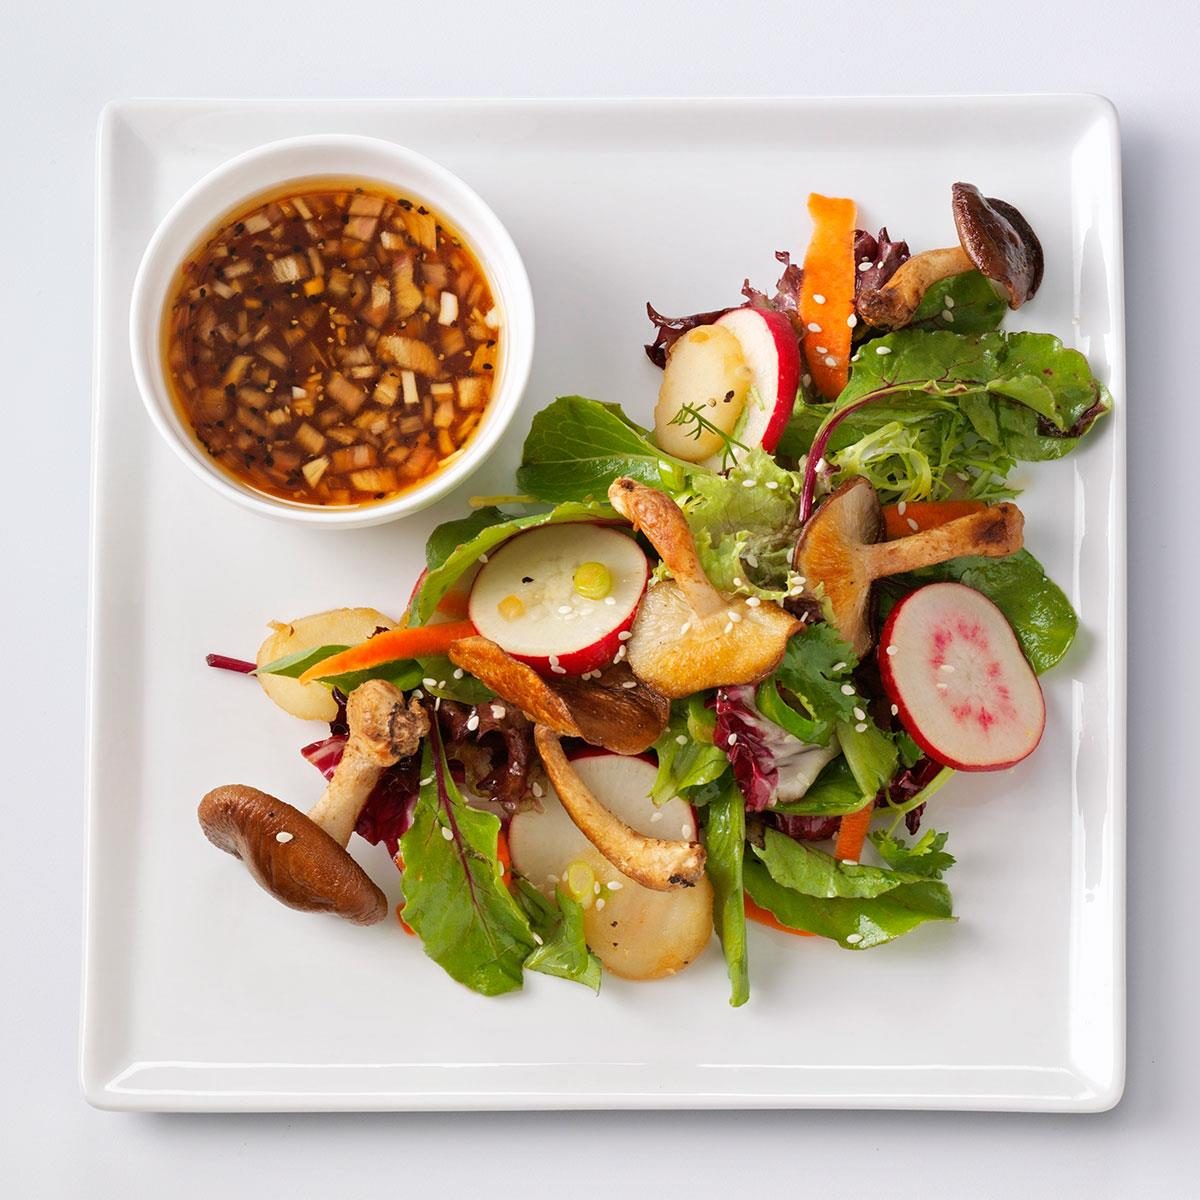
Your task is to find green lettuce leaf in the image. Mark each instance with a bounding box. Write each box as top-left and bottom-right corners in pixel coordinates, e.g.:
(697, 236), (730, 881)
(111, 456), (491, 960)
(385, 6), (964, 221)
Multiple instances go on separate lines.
(413, 499), (617, 625)
(869, 828), (956, 879)
(909, 270), (1007, 334)
(651, 697), (727, 804)
(517, 396), (694, 502)
(514, 881), (602, 992)
(743, 859), (954, 950)
(704, 777), (749, 1007)
(779, 329), (1110, 502)
(836, 717), (899, 801)
(898, 549), (1078, 674)
(399, 729), (536, 996)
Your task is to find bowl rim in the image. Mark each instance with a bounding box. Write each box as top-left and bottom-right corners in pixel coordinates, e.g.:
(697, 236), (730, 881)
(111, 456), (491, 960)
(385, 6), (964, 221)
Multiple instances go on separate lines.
(128, 132), (534, 528)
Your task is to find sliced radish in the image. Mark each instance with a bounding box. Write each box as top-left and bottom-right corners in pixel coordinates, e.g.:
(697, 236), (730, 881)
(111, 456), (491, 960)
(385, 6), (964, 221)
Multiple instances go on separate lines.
(704, 307), (800, 468)
(654, 323), (752, 462)
(468, 524), (649, 677)
(509, 751), (712, 981)
(879, 582), (1046, 772)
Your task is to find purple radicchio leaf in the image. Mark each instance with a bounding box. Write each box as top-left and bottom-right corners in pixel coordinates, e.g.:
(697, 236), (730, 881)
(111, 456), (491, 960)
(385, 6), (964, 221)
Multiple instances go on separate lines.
(853, 227), (910, 301)
(643, 301), (731, 368)
(742, 250), (805, 326)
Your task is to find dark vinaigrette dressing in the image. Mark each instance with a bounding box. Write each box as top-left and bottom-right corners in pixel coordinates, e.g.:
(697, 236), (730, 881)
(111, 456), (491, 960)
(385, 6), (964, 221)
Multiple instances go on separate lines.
(163, 180), (500, 505)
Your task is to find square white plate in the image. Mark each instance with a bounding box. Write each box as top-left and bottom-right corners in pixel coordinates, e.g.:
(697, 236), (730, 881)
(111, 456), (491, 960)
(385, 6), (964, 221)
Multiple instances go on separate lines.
(83, 96), (1125, 1112)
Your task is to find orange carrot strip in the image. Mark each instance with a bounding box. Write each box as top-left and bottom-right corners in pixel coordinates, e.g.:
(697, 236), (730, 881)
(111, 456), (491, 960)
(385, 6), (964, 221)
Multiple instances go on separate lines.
(799, 193), (858, 401)
(745, 895), (814, 937)
(882, 500), (988, 540)
(300, 619), (478, 683)
(496, 829), (512, 886)
(434, 587), (472, 620)
(834, 801), (874, 863)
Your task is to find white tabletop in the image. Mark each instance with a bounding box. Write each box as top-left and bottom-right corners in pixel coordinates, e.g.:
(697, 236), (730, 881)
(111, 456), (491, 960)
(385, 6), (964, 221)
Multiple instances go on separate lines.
(1, 0), (1190, 1194)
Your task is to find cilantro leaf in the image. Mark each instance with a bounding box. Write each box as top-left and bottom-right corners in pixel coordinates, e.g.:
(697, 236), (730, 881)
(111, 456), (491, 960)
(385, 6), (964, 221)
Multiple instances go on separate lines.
(399, 725), (536, 996)
(651, 698), (728, 804)
(762, 623), (861, 745)
(869, 828), (956, 879)
(514, 881), (602, 993)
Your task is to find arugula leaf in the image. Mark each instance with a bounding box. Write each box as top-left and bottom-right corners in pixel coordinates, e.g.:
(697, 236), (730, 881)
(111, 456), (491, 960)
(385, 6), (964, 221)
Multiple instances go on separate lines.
(755, 827), (920, 899)
(257, 643), (423, 694)
(704, 778), (749, 1007)
(909, 270), (1007, 334)
(743, 860), (953, 950)
(514, 881), (602, 993)
(894, 549), (1078, 674)
(869, 828), (956, 879)
(681, 448), (804, 599)
(399, 725), (536, 996)
(413, 499), (617, 625)
(650, 698), (727, 804)
(836, 717), (899, 800)
(779, 329), (1110, 501)
(517, 396), (693, 502)
(770, 755), (866, 817)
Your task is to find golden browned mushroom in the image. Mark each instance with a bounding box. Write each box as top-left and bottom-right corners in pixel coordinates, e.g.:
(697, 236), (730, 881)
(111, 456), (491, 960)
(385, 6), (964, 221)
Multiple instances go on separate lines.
(197, 680), (428, 924)
(607, 476), (800, 698)
(447, 635), (669, 754)
(534, 726), (706, 891)
(794, 477), (1024, 657)
(858, 182), (1045, 330)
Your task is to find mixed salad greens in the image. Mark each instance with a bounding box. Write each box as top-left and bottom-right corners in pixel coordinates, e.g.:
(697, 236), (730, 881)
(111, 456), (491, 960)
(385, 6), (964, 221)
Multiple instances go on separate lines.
(200, 183), (1109, 1005)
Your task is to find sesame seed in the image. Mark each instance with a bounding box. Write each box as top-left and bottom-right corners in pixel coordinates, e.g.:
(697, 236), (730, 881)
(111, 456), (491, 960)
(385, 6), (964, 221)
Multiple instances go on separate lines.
(942, 309), (955, 323)
(831, 661), (847, 672)
(807, 322), (822, 333)
(594, 881), (602, 895)
(420, 775), (435, 785)
(765, 480), (779, 490)
(846, 314), (858, 328)
(453, 668), (464, 679)
(595, 898), (606, 911)
(944, 295), (956, 309)
(746, 596), (761, 608)
(841, 859), (858, 867)
(491, 704), (506, 719)
(727, 610), (742, 623)
(650, 811), (663, 823)
(466, 713), (479, 732)
(531, 781), (543, 797)
(551, 665), (567, 674)
(940, 663), (956, 672)
(557, 605), (573, 615)
(607, 880), (623, 891)
(681, 825), (694, 840)
(412, 689), (424, 700)
(855, 722), (868, 733)
(680, 621), (692, 635)
(727, 732), (739, 746)
(801, 373), (812, 387)
(858, 260), (872, 272)
(532, 932), (544, 945)
(422, 677), (437, 688)
(733, 576), (745, 587)
(742, 478), (757, 488)
(604, 596), (616, 605)
(824, 356), (837, 367)
(897, 500), (907, 515)
(676, 734), (688, 745)
(853, 706), (866, 721)
(814, 345), (828, 355)
(886, 645), (898, 656)
(846, 933), (863, 945)
(478, 552), (488, 563)
(890, 704), (899, 716)
(617, 631), (632, 641)
(547, 873), (559, 883)
(841, 684), (856, 696)
(876, 346), (892, 356)
(723, 622), (734, 634)
(440, 826), (454, 841)
(548, 654), (559, 665)
(812, 293), (826, 304)
(936, 682), (949, 692)
(621, 680), (638, 689)
(275, 831), (293, 843)
(906, 517), (920, 532)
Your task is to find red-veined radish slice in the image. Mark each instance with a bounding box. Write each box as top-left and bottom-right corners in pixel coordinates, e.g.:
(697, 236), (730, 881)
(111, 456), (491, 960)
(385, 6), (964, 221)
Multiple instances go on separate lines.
(653, 324), (752, 462)
(701, 307), (800, 468)
(878, 582), (1045, 771)
(508, 751), (712, 981)
(468, 524), (649, 677)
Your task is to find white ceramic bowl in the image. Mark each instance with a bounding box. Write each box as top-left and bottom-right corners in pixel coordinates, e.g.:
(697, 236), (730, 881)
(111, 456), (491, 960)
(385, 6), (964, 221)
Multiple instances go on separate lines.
(129, 134), (534, 528)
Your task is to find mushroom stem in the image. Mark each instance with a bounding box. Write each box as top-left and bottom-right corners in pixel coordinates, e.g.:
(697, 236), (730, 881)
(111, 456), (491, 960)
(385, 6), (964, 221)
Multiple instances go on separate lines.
(857, 246), (973, 329)
(534, 725), (706, 891)
(608, 476), (725, 618)
(306, 680), (428, 847)
(859, 503), (1024, 579)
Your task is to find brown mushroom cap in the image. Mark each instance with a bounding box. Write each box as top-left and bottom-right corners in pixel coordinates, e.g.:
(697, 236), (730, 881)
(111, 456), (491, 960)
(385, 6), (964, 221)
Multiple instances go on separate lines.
(951, 182), (1044, 308)
(448, 635), (669, 754)
(199, 784), (388, 925)
(794, 477), (1024, 656)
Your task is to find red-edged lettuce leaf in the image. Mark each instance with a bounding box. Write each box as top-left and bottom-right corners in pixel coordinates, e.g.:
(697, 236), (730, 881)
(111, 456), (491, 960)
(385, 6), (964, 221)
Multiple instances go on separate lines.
(853, 227), (910, 301)
(399, 721), (535, 996)
(644, 301), (731, 368)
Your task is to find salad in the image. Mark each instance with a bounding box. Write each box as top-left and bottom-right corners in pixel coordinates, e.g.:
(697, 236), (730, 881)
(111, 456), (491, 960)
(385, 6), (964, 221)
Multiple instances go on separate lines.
(199, 183), (1109, 1004)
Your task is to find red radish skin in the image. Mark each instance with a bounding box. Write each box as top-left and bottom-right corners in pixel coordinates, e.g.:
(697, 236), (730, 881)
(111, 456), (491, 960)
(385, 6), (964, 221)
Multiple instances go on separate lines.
(712, 307), (800, 457)
(879, 582), (1045, 772)
(469, 524), (649, 678)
